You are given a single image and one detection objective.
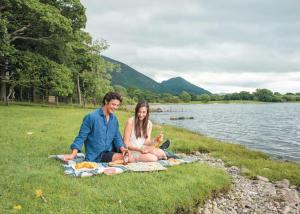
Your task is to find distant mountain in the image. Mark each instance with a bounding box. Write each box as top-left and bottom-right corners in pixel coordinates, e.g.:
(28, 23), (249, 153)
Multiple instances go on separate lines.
(103, 55), (210, 95)
(102, 56), (160, 92)
(160, 77), (211, 95)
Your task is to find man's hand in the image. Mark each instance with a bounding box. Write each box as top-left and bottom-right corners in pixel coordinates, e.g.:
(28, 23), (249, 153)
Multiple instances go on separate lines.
(120, 146), (128, 155)
(120, 146), (129, 163)
(63, 149), (78, 162)
(63, 154), (75, 162)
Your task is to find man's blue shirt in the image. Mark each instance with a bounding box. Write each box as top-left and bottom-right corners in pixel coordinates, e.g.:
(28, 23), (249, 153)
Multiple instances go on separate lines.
(70, 108), (124, 162)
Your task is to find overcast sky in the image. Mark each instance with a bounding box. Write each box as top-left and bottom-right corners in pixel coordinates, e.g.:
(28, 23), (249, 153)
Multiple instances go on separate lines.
(81, 0), (300, 93)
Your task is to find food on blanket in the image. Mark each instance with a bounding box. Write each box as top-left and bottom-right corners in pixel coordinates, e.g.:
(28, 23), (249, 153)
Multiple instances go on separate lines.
(126, 162), (167, 172)
(108, 159), (125, 167)
(75, 161), (97, 169)
(168, 158), (181, 165)
(103, 167), (123, 175)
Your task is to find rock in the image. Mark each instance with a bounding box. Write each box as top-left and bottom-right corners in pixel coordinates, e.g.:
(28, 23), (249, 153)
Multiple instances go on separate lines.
(212, 207), (223, 214)
(256, 175), (269, 182)
(227, 166), (240, 174)
(283, 206), (291, 214)
(203, 208), (211, 214)
(176, 153), (187, 158)
(241, 200), (253, 209)
(263, 183), (277, 196)
(194, 151), (201, 156)
(156, 108), (163, 112)
(240, 167), (251, 175)
(275, 179), (290, 188)
(283, 189), (300, 204)
(229, 209), (237, 214)
(189, 153), (299, 214)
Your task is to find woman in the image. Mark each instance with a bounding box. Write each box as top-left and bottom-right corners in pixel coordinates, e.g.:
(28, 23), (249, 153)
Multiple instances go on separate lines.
(123, 101), (167, 162)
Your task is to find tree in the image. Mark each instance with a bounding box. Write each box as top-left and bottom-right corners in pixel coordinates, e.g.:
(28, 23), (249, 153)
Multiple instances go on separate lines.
(282, 95), (296, 102)
(223, 94), (232, 101)
(161, 93), (180, 103)
(0, 13), (15, 102)
(179, 91), (191, 102)
(80, 70), (111, 107)
(231, 92), (241, 100)
(253, 89), (274, 102)
(210, 94), (222, 101)
(113, 85), (127, 97)
(199, 93), (210, 103)
(1, 0), (77, 102)
(0, 0), (112, 105)
(239, 91), (253, 100)
(190, 93), (198, 101)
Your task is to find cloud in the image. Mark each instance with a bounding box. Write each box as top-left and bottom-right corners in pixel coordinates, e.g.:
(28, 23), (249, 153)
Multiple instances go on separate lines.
(81, 0), (300, 93)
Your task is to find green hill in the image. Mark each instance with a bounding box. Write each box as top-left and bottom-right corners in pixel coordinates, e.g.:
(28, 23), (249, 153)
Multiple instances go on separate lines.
(160, 77), (211, 95)
(102, 56), (160, 92)
(103, 55), (210, 95)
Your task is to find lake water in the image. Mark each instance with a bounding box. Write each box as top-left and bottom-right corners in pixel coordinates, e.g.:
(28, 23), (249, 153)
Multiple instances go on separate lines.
(150, 103), (300, 163)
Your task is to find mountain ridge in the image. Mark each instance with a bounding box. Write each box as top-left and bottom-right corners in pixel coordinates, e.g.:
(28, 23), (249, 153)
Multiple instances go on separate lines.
(103, 55), (211, 95)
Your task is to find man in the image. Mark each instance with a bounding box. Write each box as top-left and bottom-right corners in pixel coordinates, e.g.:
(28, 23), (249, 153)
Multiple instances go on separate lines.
(64, 92), (133, 163)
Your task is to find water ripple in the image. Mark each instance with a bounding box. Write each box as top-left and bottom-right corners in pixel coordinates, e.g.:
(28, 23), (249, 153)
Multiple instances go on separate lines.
(151, 103), (300, 163)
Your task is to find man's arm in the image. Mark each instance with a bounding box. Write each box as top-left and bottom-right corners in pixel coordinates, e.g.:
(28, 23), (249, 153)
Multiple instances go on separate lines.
(64, 115), (91, 161)
(113, 119), (125, 152)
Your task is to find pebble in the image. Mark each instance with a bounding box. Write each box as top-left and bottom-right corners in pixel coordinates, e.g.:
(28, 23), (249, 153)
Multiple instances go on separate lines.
(190, 153), (300, 214)
(256, 175), (269, 182)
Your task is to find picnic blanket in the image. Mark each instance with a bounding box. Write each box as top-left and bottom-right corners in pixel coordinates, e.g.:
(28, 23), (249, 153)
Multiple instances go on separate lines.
(49, 153), (198, 178)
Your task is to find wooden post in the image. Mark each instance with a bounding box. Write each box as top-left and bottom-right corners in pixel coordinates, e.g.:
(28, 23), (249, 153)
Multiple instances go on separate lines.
(48, 96), (56, 104)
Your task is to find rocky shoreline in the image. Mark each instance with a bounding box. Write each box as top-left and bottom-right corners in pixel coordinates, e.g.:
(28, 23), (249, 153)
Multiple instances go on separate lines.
(179, 152), (300, 214)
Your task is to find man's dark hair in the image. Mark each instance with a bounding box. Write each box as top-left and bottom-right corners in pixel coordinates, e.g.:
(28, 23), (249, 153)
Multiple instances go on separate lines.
(102, 92), (123, 106)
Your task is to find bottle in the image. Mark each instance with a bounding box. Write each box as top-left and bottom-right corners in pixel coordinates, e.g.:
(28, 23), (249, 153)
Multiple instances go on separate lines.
(154, 132), (164, 147)
(123, 146), (129, 164)
(123, 152), (129, 165)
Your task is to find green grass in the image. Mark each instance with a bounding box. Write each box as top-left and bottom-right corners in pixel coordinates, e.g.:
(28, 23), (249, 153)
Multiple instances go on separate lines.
(1, 104), (299, 213)
(0, 105), (229, 213)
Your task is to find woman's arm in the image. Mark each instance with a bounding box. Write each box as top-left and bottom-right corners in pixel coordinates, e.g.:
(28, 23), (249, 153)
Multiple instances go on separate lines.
(144, 121), (164, 147)
(123, 118), (145, 153)
(143, 121), (154, 146)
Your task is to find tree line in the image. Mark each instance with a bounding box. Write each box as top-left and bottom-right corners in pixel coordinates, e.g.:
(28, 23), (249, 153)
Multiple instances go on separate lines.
(0, 0), (114, 106)
(114, 86), (300, 103)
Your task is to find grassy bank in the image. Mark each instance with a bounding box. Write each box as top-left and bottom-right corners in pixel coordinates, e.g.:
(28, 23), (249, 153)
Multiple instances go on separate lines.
(0, 105), (229, 213)
(158, 125), (300, 186)
(1, 105), (299, 213)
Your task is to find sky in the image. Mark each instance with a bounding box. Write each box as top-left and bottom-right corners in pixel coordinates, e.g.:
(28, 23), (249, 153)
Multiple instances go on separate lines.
(80, 0), (300, 93)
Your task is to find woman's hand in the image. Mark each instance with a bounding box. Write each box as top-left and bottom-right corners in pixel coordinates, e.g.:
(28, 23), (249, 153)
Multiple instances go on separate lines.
(153, 132), (164, 145)
(140, 148), (150, 154)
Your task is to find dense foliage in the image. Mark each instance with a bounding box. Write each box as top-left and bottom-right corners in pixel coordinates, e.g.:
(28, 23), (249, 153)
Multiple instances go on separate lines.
(113, 85), (300, 104)
(0, 0), (113, 105)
